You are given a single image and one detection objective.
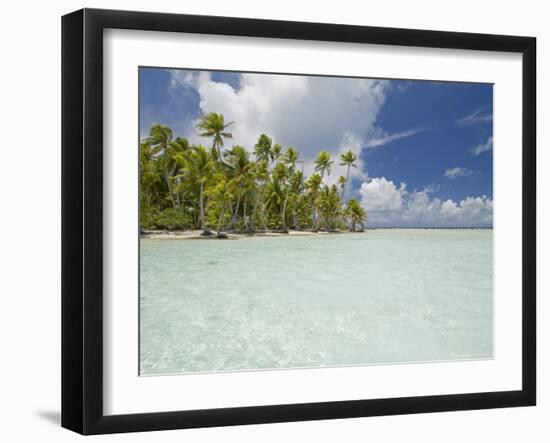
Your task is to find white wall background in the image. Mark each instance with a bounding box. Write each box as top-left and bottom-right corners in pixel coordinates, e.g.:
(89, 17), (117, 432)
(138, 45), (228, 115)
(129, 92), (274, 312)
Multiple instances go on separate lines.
(0, 0), (545, 441)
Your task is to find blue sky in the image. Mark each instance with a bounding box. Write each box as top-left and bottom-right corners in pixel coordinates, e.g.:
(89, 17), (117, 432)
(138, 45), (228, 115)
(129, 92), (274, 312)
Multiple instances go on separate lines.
(139, 67), (493, 227)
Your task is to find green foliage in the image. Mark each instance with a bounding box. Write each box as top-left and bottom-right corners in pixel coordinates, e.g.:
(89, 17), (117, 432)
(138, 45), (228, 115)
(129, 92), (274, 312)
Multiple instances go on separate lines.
(155, 208), (193, 230)
(196, 112), (233, 162)
(314, 151), (334, 178)
(346, 198), (367, 232)
(139, 114), (368, 234)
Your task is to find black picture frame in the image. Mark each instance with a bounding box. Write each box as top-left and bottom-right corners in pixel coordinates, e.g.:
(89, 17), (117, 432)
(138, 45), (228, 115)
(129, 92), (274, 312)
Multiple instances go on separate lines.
(62, 8), (536, 435)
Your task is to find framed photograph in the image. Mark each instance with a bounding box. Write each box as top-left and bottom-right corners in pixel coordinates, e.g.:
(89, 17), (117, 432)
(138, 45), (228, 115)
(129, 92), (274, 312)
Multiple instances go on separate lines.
(62, 8), (536, 435)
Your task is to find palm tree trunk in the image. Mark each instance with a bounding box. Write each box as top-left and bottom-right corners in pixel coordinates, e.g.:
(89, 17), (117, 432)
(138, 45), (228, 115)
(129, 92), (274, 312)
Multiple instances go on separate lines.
(243, 195), (249, 230)
(230, 192), (241, 229)
(262, 202), (267, 231)
(213, 140), (222, 165)
(163, 148), (177, 210)
(216, 203), (225, 236)
(164, 168), (177, 210)
(199, 181), (205, 230)
(313, 195), (321, 231)
(259, 182), (268, 231)
(342, 166), (350, 201)
(281, 190), (289, 231)
(227, 199), (235, 223)
(170, 164), (181, 209)
(250, 194), (258, 232)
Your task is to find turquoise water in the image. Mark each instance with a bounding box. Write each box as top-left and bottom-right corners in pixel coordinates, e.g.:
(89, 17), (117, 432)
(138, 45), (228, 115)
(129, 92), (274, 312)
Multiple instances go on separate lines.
(140, 229), (493, 375)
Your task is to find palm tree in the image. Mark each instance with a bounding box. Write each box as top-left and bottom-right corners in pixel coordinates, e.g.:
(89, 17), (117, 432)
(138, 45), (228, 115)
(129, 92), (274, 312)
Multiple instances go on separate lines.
(318, 185), (342, 231)
(251, 160), (269, 232)
(254, 134), (273, 164)
(346, 198), (367, 232)
(314, 151), (334, 180)
(286, 170), (305, 229)
(337, 175), (347, 197)
(224, 145), (252, 230)
(306, 173), (323, 231)
(167, 137), (190, 208)
(272, 143), (282, 165)
(196, 113), (233, 163)
(339, 149), (358, 201)
(206, 177), (232, 238)
(284, 147), (299, 170)
(272, 162), (290, 232)
(279, 147), (299, 231)
(140, 142), (159, 209)
(184, 146), (214, 235)
(264, 174), (284, 230)
(145, 124), (177, 209)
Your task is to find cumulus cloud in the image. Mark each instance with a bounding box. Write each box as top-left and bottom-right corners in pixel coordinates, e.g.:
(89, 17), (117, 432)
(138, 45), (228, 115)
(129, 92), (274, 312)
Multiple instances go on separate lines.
(359, 177), (492, 227)
(359, 177), (405, 212)
(456, 105), (493, 127)
(470, 136), (493, 156)
(169, 70), (400, 175)
(169, 69), (431, 200)
(444, 167), (474, 179)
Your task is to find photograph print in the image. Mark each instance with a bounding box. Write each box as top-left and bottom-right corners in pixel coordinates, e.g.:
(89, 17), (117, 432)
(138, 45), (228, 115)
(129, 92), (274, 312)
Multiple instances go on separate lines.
(139, 67), (494, 376)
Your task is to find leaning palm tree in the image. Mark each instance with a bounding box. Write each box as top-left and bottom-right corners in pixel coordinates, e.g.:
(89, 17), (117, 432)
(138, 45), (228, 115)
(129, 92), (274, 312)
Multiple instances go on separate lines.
(145, 124), (177, 209)
(339, 149), (358, 200)
(196, 112), (233, 163)
(224, 145), (252, 230)
(140, 142), (159, 208)
(314, 151), (334, 180)
(184, 145), (214, 235)
(166, 137), (191, 208)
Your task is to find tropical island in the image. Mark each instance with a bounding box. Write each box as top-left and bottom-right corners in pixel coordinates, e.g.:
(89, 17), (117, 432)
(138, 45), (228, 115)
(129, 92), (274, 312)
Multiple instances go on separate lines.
(140, 112), (367, 238)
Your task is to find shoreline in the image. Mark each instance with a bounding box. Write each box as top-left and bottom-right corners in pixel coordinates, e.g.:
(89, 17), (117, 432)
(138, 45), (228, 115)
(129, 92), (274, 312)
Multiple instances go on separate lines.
(140, 227), (492, 240)
(140, 229), (358, 240)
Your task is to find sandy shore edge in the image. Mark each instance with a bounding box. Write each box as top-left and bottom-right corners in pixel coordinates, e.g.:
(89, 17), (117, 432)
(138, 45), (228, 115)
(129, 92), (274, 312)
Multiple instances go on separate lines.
(140, 229), (364, 240)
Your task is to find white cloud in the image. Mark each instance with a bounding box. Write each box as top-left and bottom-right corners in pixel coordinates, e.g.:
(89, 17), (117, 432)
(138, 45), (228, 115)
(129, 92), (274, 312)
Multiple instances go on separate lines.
(364, 127), (426, 148)
(456, 105), (493, 126)
(470, 136), (493, 156)
(359, 177), (405, 212)
(440, 196), (493, 225)
(169, 70), (394, 171)
(444, 167), (474, 179)
(359, 177), (492, 227)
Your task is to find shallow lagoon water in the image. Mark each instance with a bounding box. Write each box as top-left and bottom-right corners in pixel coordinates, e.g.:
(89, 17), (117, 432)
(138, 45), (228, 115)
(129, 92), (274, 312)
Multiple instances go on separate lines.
(140, 229), (493, 375)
